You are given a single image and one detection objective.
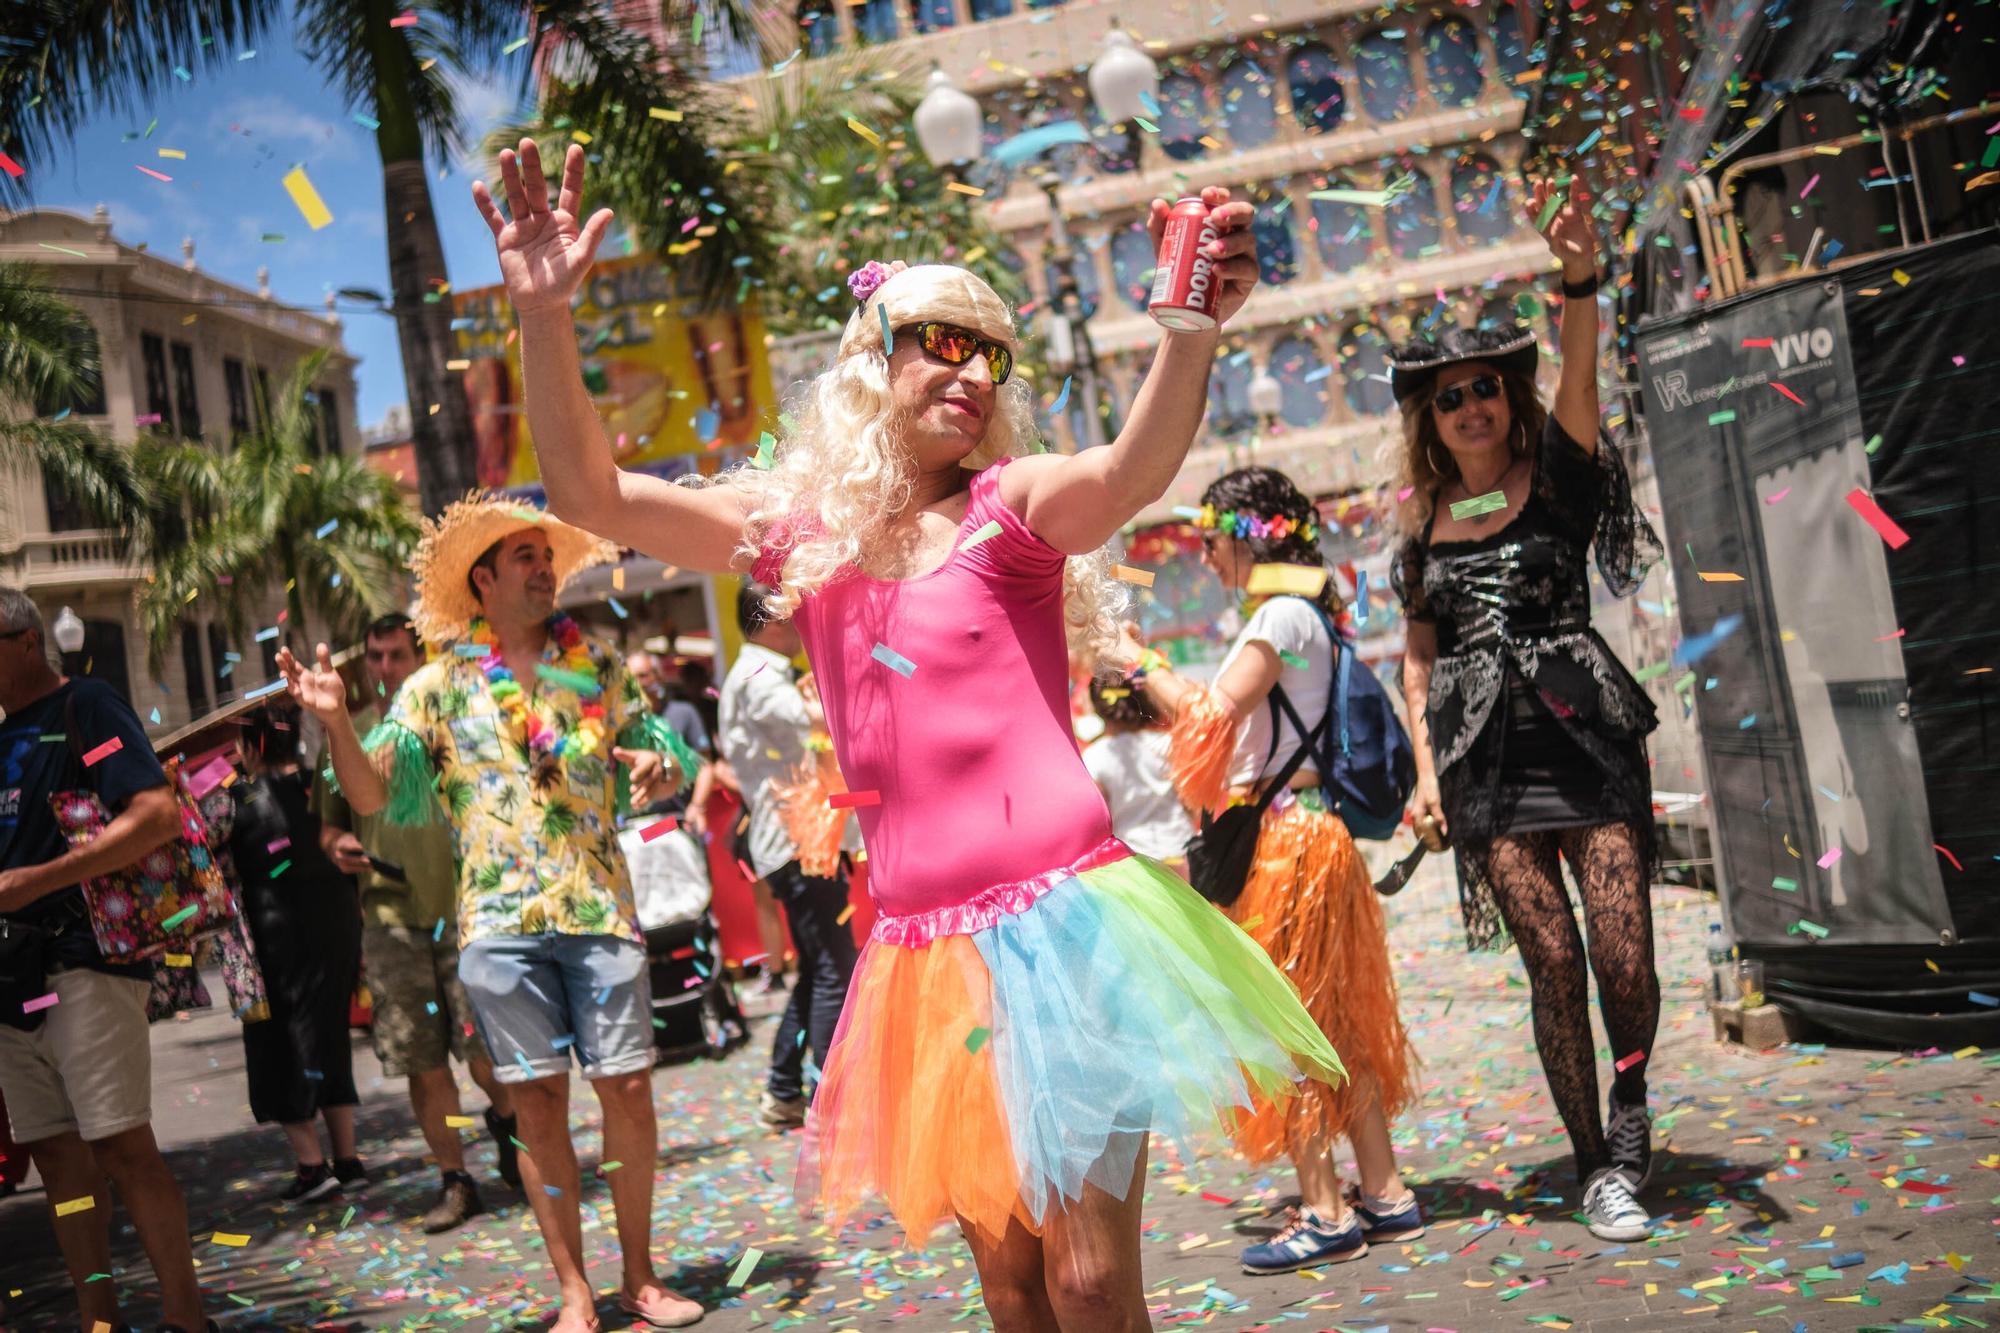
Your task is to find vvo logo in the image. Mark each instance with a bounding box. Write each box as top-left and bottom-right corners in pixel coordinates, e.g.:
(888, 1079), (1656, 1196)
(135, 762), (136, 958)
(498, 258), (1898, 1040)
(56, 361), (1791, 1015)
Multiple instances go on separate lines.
(1772, 326), (1835, 369)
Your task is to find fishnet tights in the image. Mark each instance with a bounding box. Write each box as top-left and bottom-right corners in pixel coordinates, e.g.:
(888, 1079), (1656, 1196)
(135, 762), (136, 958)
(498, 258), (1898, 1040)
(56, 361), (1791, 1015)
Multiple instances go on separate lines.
(1486, 822), (1660, 1179)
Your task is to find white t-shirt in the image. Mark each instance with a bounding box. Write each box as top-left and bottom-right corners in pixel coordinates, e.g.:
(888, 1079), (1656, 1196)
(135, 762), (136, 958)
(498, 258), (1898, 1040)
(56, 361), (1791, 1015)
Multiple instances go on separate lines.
(1217, 596), (1336, 786)
(1082, 728), (1195, 862)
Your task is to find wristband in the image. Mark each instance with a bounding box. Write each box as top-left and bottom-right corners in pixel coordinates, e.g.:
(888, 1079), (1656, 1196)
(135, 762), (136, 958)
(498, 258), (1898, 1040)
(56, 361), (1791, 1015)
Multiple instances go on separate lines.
(1561, 272), (1600, 299)
(1129, 648), (1171, 681)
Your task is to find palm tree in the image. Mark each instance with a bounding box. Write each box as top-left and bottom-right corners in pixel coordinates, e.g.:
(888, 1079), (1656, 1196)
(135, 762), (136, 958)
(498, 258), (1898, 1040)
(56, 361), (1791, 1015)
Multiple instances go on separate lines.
(0, 262), (149, 533)
(497, 31), (1030, 336)
(1, 0), (748, 516)
(130, 350), (421, 673)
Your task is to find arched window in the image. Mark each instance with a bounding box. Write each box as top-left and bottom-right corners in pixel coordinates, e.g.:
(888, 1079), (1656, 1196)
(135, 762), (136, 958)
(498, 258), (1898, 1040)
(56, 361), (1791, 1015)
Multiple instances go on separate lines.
(1353, 32), (1415, 122)
(1088, 102), (1139, 175)
(1492, 7), (1537, 94)
(1268, 334), (1329, 427)
(1044, 243), (1100, 320)
(1450, 154), (1511, 245)
(1384, 165), (1441, 259)
(1157, 71), (1210, 162)
(1254, 209), (1299, 286)
(970, 0), (1012, 16)
(1021, 95), (1088, 179)
(1309, 183), (1376, 273)
(851, 0), (898, 45)
(1423, 18), (1484, 108)
(1218, 56), (1277, 148)
(1109, 225), (1156, 312)
(1209, 352), (1254, 437)
(1285, 42), (1344, 133)
(1340, 324), (1395, 416)
(908, 0), (953, 32)
(964, 106), (1014, 195)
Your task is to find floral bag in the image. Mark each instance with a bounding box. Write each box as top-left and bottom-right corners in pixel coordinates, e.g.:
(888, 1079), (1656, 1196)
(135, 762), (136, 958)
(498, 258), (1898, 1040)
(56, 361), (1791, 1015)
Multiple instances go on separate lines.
(49, 708), (239, 960)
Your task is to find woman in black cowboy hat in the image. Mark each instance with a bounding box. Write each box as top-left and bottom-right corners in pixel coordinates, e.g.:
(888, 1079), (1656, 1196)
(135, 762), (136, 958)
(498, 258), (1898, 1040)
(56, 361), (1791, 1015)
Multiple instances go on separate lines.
(1387, 176), (1665, 1243)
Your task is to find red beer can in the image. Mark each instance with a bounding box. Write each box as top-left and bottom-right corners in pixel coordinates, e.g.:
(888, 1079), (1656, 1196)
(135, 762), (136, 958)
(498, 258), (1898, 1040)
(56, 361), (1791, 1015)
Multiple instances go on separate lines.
(1148, 198), (1220, 332)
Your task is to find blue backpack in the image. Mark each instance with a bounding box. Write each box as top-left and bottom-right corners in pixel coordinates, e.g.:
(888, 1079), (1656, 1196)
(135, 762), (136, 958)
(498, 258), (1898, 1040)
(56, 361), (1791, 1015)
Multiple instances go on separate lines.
(1271, 597), (1417, 842)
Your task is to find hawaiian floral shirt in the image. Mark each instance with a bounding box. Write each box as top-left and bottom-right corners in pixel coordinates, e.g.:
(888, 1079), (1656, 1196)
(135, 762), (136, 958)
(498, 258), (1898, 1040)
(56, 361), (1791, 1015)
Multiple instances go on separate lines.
(381, 631), (660, 946)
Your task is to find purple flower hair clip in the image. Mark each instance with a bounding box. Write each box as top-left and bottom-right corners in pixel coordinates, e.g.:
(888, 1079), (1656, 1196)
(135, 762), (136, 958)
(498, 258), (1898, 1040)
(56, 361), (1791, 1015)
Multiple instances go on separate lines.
(847, 260), (896, 306)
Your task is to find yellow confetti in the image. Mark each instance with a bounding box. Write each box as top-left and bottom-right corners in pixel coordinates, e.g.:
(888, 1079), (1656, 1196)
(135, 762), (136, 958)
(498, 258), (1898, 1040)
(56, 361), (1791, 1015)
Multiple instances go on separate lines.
(648, 106), (683, 122)
(836, 904), (855, 926)
(54, 1196), (96, 1217)
(444, 1114), (477, 1128)
(158, 148), (186, 159)
(1891, 269), (1911, 286)
(1245, 564), (1328, 597)
(1952, 1044), (1981, 1058)
(1696, 570), (1745, 582)
(1112, 564), (1155, 587)
(210, 1232), (250, 1246)
(570, 130), (592, 144)
(1177, 1233), (1209, 1250)
(846, 117), (882, 147)
(944, 181), (985, 196)
(282, 166), (334, 230)
(162, 952), (193, 966)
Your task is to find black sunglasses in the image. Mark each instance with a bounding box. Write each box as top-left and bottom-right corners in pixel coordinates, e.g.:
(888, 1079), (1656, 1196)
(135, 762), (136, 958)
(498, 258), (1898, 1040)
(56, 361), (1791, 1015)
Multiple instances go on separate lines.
(1432, 374), (1504, 414)
(909, 321), (1014, 385)
(0, 628), (32, 641)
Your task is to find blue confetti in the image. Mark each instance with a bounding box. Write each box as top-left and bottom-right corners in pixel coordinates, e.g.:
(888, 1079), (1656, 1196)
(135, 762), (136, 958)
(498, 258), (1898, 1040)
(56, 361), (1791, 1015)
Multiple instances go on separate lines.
(607, 596), (629, 619)
(871, 642), (916, 678)
(1673, 613), (1744, 668)
(1051, 375), (1071, 415)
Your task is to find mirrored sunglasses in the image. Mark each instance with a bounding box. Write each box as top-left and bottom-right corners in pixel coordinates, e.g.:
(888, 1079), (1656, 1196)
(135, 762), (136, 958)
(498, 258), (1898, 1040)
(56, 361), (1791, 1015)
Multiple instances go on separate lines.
(911, 321), (1014, 385)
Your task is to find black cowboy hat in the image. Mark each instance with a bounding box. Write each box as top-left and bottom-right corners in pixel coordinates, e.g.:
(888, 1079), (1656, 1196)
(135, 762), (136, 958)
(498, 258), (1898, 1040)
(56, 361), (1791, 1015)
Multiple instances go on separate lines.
(1388, 324), (1538, 405)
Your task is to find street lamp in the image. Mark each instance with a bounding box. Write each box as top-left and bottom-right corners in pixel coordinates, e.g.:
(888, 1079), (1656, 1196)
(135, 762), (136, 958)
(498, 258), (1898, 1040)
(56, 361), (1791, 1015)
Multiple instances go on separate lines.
(1248, 366), (1284, 458)
(913, 27), (1160, 455)
(52, 605), (87, 655)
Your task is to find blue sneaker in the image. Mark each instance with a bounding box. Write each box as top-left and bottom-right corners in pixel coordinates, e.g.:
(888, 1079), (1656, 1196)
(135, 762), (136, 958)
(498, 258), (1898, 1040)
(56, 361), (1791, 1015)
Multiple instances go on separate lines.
(1352, 1190), (1426, 1242)
(1239, 1205), (1368, 1274)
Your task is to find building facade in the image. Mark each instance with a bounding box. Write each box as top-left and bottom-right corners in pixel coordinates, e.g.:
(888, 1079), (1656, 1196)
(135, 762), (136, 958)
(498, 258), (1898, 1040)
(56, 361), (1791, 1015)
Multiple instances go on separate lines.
(0, 206), (362, 733)
(727, 0), (1564, 524)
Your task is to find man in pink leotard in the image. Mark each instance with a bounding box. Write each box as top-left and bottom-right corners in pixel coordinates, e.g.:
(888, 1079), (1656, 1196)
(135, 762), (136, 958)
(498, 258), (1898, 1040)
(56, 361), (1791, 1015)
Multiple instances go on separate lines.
(467, 140), (1348, 1333)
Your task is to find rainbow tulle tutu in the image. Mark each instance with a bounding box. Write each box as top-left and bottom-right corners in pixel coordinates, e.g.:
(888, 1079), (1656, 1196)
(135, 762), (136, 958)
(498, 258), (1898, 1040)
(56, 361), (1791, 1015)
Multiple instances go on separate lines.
(796, 837), (1345, 1246)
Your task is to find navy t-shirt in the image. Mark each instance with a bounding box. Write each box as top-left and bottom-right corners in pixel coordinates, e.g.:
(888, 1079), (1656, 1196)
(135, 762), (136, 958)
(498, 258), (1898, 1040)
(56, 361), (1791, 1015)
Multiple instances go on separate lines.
(0, 678), (167, 977)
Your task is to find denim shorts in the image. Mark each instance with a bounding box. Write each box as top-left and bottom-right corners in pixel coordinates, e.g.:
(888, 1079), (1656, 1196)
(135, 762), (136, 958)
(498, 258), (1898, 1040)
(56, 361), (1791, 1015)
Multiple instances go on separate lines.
(457, 934), (655, 1084)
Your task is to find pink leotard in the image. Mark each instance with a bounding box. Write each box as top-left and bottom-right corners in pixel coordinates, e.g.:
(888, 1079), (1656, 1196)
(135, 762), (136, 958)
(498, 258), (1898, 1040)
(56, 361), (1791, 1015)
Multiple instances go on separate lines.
(754, 459), (1114, 931)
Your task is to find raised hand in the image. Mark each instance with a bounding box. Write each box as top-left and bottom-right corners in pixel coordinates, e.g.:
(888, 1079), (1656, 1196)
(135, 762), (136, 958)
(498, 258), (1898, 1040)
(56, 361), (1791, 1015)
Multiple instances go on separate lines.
(1145, 184), (1261, 329)
(277, 643), (349, 723)
(1528, 175), (1598, 281)
(472, 139), (614, 317)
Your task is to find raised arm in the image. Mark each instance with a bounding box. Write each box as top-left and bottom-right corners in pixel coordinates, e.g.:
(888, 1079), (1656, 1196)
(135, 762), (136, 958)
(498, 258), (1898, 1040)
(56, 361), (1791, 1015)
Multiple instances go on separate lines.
(1529, 175), (1602, 453)
(1401, 619), (1446, 838)
(1001, 186), (1261, 554)
(473, 140), (751, 573)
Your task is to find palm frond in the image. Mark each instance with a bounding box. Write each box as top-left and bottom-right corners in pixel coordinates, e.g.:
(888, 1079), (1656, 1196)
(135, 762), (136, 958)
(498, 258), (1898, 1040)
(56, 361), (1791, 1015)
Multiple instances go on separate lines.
(0, 417), (148, 535)
(294, 0), (474, 165)
(0, 0), (275, 199)
(0, 263), (103, 409)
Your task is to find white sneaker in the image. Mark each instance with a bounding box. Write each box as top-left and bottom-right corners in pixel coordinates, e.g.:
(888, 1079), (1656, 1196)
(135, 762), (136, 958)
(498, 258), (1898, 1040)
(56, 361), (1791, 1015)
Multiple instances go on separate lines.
(1581, 1167), (1652, 1242)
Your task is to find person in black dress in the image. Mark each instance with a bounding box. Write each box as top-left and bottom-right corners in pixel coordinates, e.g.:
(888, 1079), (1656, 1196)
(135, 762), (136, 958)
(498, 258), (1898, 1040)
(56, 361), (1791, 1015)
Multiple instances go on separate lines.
(222, 703), (366, 1202)
(1389, 176), (1665, 1243)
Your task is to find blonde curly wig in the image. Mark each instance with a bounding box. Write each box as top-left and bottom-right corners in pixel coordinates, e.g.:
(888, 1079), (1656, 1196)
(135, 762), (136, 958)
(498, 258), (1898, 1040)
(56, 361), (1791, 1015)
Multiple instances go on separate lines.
(708, 264), (1129, 665)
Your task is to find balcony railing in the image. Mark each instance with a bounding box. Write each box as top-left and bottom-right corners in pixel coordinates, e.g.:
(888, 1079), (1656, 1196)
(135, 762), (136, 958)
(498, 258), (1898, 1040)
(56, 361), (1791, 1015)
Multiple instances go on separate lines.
(11, 530), (144, 586)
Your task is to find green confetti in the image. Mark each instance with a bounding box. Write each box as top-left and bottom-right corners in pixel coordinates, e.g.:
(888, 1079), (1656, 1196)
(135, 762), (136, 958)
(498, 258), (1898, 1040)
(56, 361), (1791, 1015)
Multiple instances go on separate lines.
(965, 1025), (991, 1054)
(1708, 409), (1737, 425)
(1772, 876), (1798, 892)
(1277, 649), (1309, 670)
(728, 1245), (764, 1287)
(339, 1205), (355, 1229)
(1448, 490), (1509, 521)
(960, 519), (1003, 552)
(502, 34), (531, 53)
(754, 431), (777, 469)
(1536, 193), (1563, 231)
(1632, 660), (1670, 683)
(1864, 433), (1883, 455)
(160, 904), (198, 930)
(690, 9), (703, 43)
(1790, 918), (1830, 939)
(270, 859), (292, 877)
(534, 664), (602, 696)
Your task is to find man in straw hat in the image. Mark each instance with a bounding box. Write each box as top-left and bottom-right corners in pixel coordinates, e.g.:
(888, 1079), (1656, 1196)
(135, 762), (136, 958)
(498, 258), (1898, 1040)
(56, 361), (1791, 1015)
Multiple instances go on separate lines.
(467, 141), (1342, 1333)
(279, 496), (706, 1330)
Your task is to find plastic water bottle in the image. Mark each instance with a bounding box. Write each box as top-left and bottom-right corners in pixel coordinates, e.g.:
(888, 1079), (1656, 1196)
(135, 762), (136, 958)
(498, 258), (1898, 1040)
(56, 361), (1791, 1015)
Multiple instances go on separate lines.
(1706, 923), (1732, 1002)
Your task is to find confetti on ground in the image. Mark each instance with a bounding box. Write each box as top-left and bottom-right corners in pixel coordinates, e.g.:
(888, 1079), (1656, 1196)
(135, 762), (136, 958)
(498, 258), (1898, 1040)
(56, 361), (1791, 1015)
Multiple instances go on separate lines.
(727, 1246), (763, 1287)
(281, 165), (333, 230)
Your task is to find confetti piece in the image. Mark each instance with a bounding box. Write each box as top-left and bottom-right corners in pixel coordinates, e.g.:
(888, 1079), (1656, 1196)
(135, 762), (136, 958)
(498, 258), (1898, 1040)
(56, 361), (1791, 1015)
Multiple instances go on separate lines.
(1051, 375), (1071, 415)
(828, 791), (881, 809)
(639, 816), (680, 842)
(965, 1025), (991, 1054)
(1448, 490), (1509, 520)
(1244, 564), (1328, 597)
(210, 1232), (250, 1247)
(282, 165), (334, 230)
(1536, 194), (1563, 231)
(960, 519), (1003, 552)
(1112, 564), (1155, 587)
(1934, 842), (1964, 871)
(1764, 486), (1791, 504)
(389, 10), (417, 24)
(1277, 648), (1309, 670)
(1969, 992), (1999, 1007)
(1892, 269), (1911, 286)
(81, 736), (124, 766)
(244, 679), (286, 701)
(136, 165), (174, 180)
(870, 643), (916, 678)
(648, 106), (683, 122)
(535, 664), (602, 695)
(1696, 571), (1744, 582)
(846, 117), (881, 146)
(502, 34), (531, 53)
(835, 903), (855, 926)
(160, 905), (198, 931)
(1771, 381), (1805, 406)
(444, 1115), (477, 1128)
(0, 152), (23, 178)
(54, 1197), (95, 1217)
(1772, 876), (1798, 891)
(944, 181), (985, 196)
(1706, 409), (1737, 425)
(1817, 847), (1842, 868)
(162, 953), (192, 966)
(1614, 1050), (1646, 1072)
(1789, 918), (1830, 939)
(23, 993), (59, 1014)
(1306, 187), (1394, 206)
(728, 1246), (763, 1287)
(1844, 488), (1911, 549)
(315, 518), (340, 538)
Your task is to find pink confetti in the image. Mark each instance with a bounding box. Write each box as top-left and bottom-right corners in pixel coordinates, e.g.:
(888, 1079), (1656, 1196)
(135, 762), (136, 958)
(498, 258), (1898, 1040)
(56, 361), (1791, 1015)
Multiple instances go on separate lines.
(185, 755), (237, 799)
(639, 816), (680, 842)
(1817, 847), (1842, 868)
(1396, 486), (1415, 502)
(389, 10), (418, 24)
(1764, 487), (1791, 505)
(266, 836), (291, 853)
(1845, 488), (1911, 549)
(136, 165), (172, 182)
(0, 151), (25, 178)
(81, 736), (124, 766)
(22, 993), (59, 1014)
(1771, 381), (1805, 406)
(1799, 173), (1820, 198)
(828, 790), (881, 809)
(1613, 1049), (1646, 1072)
(136, 413), (162, 426)
(1952, 355), (1965, 367)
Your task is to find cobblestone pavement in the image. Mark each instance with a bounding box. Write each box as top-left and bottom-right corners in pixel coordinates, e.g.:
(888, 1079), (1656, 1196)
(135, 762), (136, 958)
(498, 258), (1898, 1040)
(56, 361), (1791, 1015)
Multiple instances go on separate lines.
(3, 857), (1995, 1332)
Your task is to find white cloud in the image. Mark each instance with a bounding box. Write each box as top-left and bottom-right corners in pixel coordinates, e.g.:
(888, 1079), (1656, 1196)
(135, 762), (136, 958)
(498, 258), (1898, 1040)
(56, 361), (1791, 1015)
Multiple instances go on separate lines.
(206, 94), (363, 166)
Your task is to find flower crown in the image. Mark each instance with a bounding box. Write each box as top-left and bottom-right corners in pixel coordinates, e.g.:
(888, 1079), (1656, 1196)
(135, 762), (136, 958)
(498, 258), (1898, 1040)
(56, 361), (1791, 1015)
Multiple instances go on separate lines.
(847, 260), (898, 306)
(1187, 503), (1319, 545)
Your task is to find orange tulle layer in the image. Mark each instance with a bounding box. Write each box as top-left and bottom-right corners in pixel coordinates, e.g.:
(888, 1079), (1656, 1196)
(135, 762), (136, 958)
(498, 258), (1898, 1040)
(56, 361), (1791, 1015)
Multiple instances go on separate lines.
(1226, 799), (1416, 1163)
(773, 741), (850, 878)
(796, 933), (1037, 1246)
(1167, 685), (1238, 819)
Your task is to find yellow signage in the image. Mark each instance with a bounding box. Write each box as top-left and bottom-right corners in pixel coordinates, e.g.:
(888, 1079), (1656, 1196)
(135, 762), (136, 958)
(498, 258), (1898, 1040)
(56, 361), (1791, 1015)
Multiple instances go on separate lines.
(453, 254), (775, 496)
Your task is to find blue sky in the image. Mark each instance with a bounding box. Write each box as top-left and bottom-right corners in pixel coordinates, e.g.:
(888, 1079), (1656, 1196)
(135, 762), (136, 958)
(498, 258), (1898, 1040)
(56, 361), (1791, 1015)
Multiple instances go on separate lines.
(18, 12), (528, 426)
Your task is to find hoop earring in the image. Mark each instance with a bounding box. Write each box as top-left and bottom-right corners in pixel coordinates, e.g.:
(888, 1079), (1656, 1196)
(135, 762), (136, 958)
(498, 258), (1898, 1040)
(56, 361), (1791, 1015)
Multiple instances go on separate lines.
(1426, 440), (1452, 478)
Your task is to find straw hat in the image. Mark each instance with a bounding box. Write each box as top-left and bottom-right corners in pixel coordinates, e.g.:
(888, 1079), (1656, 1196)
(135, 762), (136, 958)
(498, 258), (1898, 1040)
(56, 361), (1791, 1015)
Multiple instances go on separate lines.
(410, 492), (619, 645)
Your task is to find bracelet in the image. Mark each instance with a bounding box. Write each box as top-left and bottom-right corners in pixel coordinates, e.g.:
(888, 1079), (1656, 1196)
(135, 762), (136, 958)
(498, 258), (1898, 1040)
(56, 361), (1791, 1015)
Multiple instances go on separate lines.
(1128, 648), (1171, 681)
(1561, 272), (1600, 299)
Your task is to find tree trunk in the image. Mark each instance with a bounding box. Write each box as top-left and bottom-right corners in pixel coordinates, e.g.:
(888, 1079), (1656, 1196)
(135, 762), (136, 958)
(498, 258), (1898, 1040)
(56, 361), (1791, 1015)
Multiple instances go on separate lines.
(366, 15), (478, 518)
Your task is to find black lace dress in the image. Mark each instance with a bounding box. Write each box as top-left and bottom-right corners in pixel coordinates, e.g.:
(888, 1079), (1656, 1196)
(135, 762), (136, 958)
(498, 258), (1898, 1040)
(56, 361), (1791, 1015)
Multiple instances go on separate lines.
(1393, 416), (1663, 950)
